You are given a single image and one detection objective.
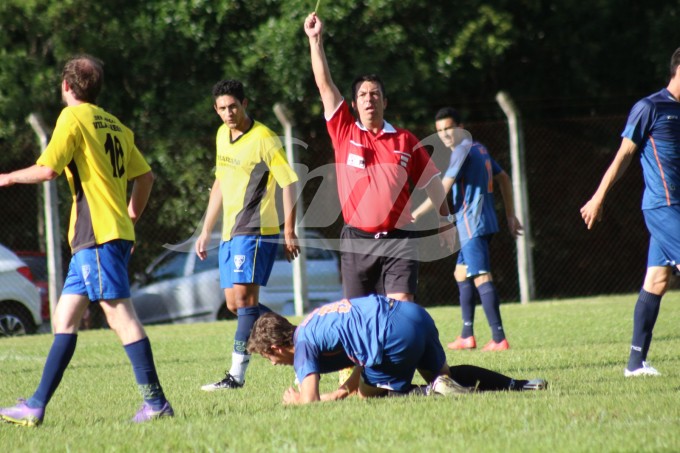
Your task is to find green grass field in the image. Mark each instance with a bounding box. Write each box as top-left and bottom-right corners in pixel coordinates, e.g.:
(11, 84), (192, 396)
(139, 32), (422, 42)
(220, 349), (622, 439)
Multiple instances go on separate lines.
(2, 293), (680, 452)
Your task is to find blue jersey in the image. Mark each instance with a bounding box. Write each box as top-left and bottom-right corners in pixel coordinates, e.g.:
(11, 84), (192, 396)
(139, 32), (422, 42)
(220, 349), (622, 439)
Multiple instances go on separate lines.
(293, 295), (392, 383)
(445, 140), (502, 240)
(622, 88), (680, 210)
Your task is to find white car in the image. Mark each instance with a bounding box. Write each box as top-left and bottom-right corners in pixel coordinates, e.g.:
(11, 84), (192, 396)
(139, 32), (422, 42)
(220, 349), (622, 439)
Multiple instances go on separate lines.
(130, 231), (343, 325)
(0, 244), (42, 337)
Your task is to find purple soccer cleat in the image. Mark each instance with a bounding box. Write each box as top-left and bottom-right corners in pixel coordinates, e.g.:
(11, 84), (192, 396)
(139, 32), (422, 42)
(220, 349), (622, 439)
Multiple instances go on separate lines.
(132, 401), (174, 423)
(0, 399), (45, 427)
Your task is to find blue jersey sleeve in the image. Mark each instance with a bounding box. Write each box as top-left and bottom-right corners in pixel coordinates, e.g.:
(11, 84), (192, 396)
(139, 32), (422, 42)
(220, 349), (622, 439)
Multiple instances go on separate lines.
(294, 340), (321, 383)
(622, 98), (654, 146)
(444, 143), (471, 179)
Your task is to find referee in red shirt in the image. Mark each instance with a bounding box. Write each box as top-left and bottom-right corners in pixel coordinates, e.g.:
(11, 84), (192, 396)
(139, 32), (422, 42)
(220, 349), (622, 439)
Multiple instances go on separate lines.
(304, 13), (455, 302)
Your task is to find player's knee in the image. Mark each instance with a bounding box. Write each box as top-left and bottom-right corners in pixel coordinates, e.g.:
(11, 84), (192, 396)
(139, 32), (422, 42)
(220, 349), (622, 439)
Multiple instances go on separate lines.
(643, 267), (671, 294)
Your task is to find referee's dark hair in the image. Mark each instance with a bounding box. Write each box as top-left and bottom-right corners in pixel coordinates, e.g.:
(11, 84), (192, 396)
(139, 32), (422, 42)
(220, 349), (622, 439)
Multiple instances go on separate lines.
(670, 47), (680, 81)
(351, 74), (386, 102)
(434, 107), (462, 125)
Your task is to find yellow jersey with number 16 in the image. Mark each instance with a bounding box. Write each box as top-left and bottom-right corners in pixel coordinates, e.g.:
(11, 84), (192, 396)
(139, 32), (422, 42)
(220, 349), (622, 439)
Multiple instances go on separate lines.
(37, 103), (151, 253)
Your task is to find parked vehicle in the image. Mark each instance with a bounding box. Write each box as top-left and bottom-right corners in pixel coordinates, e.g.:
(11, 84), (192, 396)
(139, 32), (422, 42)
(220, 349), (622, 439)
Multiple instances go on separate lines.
(130, 231), (343, 325)
(14, 251), (50, 322)
(0, 244), (42, 337)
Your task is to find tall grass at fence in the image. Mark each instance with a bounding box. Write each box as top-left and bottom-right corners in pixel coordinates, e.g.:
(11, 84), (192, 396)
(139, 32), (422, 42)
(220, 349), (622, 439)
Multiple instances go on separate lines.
(2, 293), (679, 452)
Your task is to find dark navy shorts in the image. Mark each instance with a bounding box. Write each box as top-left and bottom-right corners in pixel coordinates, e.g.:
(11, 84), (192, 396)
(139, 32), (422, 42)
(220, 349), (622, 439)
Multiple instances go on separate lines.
(644, 206), (680, 269)
(362, 301), (446, 393)
(457, 234), (492, 277)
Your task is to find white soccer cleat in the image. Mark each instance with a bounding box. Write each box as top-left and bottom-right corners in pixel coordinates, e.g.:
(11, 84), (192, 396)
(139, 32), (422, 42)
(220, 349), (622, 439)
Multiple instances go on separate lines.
(522, 379), (548, 390)
(426, 375), (475, 396)
(624, 361), (661, 377)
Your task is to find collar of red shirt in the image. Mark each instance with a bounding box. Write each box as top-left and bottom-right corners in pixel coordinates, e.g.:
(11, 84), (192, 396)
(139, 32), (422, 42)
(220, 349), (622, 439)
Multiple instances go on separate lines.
(354, 119), (397, 134)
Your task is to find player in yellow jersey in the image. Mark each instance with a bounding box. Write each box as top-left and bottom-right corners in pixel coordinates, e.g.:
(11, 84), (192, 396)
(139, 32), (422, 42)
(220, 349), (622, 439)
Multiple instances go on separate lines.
(196, 79), (300, 390)
(0, 55), (172, 426)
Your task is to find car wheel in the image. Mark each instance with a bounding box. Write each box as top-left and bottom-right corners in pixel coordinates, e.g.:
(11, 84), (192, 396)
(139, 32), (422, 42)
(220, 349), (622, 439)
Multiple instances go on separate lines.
(0, 302), (37, 337)
(216, 304), (236, 321)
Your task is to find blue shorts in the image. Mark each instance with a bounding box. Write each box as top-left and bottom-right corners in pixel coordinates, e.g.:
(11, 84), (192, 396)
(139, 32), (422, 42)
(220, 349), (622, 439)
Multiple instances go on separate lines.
(362, 301), (446, 393)
(456, 235), (492, 277)
(644, 206), (680, 268)
(62, 240), (133, 302)
(219, 235), (279, 288)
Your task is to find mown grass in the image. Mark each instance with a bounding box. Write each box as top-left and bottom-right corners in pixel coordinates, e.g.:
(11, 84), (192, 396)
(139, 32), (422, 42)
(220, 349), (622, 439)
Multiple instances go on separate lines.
(2, 292), (680, 452)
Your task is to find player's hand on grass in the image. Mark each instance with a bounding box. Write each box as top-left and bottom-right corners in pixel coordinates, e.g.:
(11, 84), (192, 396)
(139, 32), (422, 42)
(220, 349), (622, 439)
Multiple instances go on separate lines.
(283, 386), (301, 405)
(580, 198), (603, 230)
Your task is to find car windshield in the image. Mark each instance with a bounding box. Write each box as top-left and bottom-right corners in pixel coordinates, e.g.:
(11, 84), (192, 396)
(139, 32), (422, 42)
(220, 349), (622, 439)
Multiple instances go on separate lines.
(148, 251), (188, 282)
(194, 250), (219, 273)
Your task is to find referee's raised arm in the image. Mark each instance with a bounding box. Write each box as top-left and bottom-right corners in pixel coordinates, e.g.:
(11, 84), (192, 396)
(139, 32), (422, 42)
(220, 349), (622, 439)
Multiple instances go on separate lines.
(304, 13), (343, 117)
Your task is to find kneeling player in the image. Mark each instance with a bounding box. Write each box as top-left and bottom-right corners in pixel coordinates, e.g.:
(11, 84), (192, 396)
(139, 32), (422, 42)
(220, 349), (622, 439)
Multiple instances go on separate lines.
(247, 294), (547, 404)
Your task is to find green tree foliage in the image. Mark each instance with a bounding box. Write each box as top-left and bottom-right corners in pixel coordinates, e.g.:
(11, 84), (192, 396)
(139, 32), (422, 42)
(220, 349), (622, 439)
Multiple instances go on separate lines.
(1, 0), (678, 265)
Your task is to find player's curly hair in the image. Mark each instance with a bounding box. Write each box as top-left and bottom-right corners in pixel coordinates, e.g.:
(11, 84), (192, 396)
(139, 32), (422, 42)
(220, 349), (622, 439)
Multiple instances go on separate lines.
(247, 312), (296, 355)
(212, 79), (245, 103)
(62, 55), (104, 103)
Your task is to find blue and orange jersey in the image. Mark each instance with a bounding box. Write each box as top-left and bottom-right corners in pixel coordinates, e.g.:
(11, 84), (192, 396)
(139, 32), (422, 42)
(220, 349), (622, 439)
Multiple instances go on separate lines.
(444, 140), (502, 241)
(292, 295), (392, 383)
(622, 88), (680, 210)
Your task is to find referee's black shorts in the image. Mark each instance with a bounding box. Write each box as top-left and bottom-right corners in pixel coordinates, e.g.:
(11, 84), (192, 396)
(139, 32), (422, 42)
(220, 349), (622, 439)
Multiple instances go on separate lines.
(340, 225), (419, 298)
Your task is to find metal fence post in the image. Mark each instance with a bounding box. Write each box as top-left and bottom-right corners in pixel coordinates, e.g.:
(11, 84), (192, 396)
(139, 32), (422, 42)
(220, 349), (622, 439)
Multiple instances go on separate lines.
(274, 103), (308, 316)
(495, 92), (535, 303)
(28, 113), (63, 328)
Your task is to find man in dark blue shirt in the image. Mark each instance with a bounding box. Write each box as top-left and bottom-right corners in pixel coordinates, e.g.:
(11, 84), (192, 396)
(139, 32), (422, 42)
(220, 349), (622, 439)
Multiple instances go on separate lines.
(413, 108), (523, 352)
(581, 47), (680, 377)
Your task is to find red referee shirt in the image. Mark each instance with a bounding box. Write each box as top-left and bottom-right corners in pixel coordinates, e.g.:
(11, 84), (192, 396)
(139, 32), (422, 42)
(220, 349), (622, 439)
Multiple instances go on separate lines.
(326, 101), (441, 233)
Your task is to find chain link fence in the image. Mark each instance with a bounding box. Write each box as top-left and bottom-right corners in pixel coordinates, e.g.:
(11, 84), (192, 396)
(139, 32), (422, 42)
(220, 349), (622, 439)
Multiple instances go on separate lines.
(2, 98), (670, 326)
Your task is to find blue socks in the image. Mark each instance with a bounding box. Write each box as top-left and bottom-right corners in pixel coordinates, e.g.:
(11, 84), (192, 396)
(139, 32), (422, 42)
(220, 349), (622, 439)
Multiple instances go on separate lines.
(124, 337), (166, 410)
(258, 303), (273, 315)
(27, 333), (78, 409)
(457, 280), (476, 338)
(627, 289), (662, 371)
(234, 306), (260, 354)
(478, 282), (505, 342)
(228, 306), (261, 383)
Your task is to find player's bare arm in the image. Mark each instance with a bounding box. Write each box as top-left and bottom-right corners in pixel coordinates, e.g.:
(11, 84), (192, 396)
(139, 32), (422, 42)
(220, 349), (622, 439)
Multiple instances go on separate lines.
(580, 138), (638, 229)
(412, 176), (454, 222)
(128, 171), (154, 225)
(424, 176), (455, 252)
(320, 366), (360, 401)
(282, 183), (300, 262)
(304, 13), (342, 117)
(195, 178), (223, 260)
(284, 373), (321, 405)
(0, 164), (57, 187)
(494, 171), (523, 238)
